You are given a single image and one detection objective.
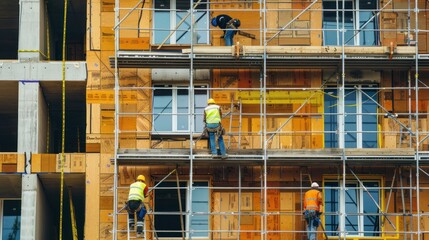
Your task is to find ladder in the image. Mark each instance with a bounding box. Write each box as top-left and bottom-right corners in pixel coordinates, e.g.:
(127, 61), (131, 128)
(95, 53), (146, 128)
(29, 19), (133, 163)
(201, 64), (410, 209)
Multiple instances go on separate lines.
(127, 212), (147, 240)
(228, 99), (243, 149)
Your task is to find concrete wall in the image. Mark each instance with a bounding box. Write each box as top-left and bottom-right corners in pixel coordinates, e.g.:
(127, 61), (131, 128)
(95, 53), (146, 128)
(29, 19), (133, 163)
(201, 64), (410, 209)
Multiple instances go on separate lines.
(21, 174), (52, 240)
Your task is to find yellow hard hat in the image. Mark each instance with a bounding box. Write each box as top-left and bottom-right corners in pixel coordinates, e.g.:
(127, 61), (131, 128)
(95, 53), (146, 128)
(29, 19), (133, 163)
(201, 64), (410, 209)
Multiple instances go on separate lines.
(207, 98), (216, 104)
(137, 175), (145, 182)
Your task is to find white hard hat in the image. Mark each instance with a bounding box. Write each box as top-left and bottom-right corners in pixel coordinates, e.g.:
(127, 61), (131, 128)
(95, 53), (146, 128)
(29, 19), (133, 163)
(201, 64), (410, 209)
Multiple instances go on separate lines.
(311, 182), (319, 188)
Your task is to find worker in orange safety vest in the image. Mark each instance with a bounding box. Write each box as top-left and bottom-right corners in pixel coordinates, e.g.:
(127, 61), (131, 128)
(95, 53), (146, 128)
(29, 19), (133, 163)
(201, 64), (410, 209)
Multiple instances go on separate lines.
(303, 182), (323, 240)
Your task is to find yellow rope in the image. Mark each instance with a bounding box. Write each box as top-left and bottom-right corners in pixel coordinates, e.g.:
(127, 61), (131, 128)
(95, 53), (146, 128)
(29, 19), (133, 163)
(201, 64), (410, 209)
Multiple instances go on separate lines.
(17, 50), (48, 59)
(45, 2), (51, 60)
(59, 0), (68, 239)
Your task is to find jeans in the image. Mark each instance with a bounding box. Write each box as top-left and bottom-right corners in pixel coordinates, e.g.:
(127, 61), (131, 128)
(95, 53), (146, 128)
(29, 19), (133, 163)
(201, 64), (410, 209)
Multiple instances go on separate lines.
(306, 217), (318, 240)
(224, 28), (235, 46)
(206, 123), (226, 155)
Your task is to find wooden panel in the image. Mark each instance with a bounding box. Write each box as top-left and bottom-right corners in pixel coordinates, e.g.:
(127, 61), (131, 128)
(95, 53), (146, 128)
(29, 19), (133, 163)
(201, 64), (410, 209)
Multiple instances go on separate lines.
(2, 154), (17, 164)
(17, 154), (25, 173)
(100, 209), (113, 223)
(85, 154), (100, 240)
(56, 154), (71, 173)
(87, 70), (101, 89)
(31, 154), (42, 173)
(100, 110), (114, 133)
(87, 103), (101, 134)
(41, 154), (56, 172)
(2, 164), (17, 172)
(100, 173), (114, 197)
(89, 1), (101, 50)
(100, 154), (114, 174)
(71, 154), (86, 173)
(101, 26), (114, 51)
(86, 143), (101, 153)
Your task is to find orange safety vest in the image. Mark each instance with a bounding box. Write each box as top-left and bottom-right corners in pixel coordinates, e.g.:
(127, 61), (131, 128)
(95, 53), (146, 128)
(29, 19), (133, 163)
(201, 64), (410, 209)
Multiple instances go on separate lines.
(304, 189), (323, 211)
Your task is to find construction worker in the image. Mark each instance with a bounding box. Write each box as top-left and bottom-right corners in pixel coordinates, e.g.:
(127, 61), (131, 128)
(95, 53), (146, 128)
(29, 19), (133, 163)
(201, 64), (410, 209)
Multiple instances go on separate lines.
(303, 182), (323, 240)
(211, 14), (241, 46)
(204, 98), (227, 159)
(127, 175), (149, 234)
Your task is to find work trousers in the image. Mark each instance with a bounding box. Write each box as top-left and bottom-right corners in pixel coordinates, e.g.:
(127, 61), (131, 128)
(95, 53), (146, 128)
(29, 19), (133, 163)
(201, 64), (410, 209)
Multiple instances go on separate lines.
(207, 123), (226, 155)
(127, 200), (147, 223)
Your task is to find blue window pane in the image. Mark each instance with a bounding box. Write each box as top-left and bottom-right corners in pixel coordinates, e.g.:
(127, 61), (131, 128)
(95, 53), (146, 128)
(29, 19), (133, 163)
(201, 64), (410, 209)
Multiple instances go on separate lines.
(194, 89), (207, 132)
(154, 0), (208, 45)
(324, 182), (339, 236)
(323, 1), (354, 45)
(323, 0), (378, 46)
(345, 90), (357, 148)
(176, 11), (191, 44)
(191, 182), (209, 237)
(345, 183), (359, 235)
(153, 0), (171, 44)
(362, 90), (378, 148)
(177, 88), (189, 131)
(363, 182), (380, 236)
(2, 200), (21, 240)
(324, 89), (338, 148)
(153, 87), (173, 131)
(359, 0), (378, 46)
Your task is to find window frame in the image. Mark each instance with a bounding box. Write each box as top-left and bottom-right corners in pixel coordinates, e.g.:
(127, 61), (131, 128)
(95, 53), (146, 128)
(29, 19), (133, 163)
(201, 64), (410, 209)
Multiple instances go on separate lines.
(152, 84), (208, 134)
(152, 0), (210, 45)
(324, 179), (382, 237)
(324, 85), (378, 148)
(322, 0), (379, 46)
(153, 180), (210, 238)
(0, 199), (21, 240)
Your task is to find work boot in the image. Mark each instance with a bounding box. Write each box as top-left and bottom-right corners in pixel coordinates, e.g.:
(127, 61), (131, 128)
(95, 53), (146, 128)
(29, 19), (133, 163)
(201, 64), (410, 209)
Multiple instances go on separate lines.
(129, 219), (135, 229)
(136, 221), (144, 234)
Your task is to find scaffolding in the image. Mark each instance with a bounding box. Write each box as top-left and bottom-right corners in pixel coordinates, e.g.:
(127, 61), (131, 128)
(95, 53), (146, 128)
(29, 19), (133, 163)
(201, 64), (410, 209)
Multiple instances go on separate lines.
(111, 0), (429, 239)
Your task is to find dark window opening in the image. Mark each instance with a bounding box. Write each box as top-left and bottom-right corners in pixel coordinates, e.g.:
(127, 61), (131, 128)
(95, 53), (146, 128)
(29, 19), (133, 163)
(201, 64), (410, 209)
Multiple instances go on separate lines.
(47, 0), (86, 60)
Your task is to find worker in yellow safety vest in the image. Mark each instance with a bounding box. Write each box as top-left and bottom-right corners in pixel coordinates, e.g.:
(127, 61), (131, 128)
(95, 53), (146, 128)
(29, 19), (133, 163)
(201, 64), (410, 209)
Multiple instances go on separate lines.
(303, 182), (323, 240)
(127, 175), (149, 234)
(204, 98), (227, 159)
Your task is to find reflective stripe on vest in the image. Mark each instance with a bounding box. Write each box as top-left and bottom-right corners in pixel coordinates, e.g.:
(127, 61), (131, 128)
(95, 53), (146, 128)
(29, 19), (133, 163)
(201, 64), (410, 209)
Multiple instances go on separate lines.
(128, 181), (146, 202)
(205, 105), (221, 124)
(304, 189), (321, 211)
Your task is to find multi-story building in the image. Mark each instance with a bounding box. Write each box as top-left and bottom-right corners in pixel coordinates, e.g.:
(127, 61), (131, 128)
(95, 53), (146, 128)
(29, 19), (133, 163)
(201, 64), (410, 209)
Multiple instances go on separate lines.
(1, 0), (429, 239)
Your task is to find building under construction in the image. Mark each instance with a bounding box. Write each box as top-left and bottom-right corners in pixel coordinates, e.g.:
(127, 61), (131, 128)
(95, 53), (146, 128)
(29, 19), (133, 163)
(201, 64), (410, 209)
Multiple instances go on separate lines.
(1, 0), (429, 239)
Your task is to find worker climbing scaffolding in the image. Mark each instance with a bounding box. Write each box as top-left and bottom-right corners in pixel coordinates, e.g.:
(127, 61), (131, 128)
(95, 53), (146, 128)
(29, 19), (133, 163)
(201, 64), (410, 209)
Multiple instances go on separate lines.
(126, 175), (149, 235)
(303, 182), (323, 240)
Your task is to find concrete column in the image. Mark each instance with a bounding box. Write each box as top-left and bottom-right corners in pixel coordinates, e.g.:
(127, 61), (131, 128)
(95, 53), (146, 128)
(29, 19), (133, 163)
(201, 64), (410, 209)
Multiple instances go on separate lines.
(18, 0), (45, 61)
(18, 81), (47, 157)
(21, 174), (51, 240)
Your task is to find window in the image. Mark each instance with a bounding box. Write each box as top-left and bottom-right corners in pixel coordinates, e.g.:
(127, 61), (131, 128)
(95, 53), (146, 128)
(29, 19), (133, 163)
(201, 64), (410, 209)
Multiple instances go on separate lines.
(324, 181), (381, 237)
(154, 181), (209, 238)
(0, 199), (21, 240)
(153, 85), (208, 133)
(324, 86), (378, 148)
(323, 0), (379, 46)
(153, 0), (209, 45)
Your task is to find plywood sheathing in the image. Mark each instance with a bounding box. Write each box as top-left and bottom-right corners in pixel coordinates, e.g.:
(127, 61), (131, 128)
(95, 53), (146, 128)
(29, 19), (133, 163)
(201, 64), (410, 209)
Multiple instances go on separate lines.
(0, 153), (25, 173)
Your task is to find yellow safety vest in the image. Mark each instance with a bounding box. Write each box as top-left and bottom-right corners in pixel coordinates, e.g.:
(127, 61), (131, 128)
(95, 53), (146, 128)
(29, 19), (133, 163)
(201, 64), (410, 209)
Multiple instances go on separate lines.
(205, 104), (221, 124)
(128, 181), (146, 202)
